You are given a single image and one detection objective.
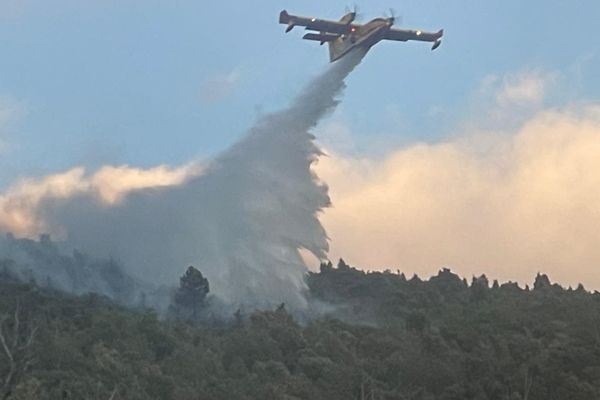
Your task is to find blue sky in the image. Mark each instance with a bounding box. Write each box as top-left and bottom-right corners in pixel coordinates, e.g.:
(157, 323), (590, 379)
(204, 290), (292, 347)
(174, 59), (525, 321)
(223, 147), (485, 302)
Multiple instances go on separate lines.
(0, 0), (598, 188)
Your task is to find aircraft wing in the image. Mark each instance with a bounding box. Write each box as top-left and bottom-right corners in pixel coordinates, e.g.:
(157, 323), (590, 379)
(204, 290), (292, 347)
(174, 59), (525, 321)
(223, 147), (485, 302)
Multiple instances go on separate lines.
(385, 28), (444, 43)
(303, 33), (340, 44)
(280, 10), (354, 34)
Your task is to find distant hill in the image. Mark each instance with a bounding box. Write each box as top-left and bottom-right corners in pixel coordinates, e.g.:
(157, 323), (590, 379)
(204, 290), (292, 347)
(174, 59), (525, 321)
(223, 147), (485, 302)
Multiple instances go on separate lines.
(1, 259), (599, 399)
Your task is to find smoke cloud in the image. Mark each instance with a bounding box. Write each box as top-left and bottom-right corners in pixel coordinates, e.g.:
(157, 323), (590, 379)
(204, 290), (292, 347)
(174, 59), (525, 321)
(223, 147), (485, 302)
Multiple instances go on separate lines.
(4, 49), (366, 311)
(0, 164), (199, 236)
(2, 58), (599, 299)
(318, 104), (600, 289)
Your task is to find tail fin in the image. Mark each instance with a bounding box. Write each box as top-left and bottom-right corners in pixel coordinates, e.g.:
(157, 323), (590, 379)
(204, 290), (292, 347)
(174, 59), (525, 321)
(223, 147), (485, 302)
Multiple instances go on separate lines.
(279, 10), (290, 24)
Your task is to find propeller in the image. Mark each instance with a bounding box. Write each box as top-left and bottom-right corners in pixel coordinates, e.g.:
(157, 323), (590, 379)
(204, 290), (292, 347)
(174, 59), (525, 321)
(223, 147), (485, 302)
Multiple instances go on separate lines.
(344, 4), (362, 22)
(385, 8), (403, 26)
(344, 4), (357, 14)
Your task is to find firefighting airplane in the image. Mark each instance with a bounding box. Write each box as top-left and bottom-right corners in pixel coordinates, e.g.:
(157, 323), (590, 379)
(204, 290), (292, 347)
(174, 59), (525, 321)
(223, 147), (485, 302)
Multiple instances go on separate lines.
(279, 9), (443, 62)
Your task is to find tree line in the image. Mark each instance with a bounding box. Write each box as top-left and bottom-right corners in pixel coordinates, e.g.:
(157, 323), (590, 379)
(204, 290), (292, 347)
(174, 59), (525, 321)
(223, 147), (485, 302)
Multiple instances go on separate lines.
(1, 259), (599, 399)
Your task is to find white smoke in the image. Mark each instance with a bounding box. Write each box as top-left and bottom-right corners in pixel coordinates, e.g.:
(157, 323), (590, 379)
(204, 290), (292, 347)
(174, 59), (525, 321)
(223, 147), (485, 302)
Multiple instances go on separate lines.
(35, 49), (367, 311)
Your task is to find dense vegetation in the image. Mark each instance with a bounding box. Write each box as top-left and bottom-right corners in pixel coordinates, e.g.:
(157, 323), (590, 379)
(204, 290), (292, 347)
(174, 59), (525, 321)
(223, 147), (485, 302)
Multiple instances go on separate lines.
(1, 260), (600, 399)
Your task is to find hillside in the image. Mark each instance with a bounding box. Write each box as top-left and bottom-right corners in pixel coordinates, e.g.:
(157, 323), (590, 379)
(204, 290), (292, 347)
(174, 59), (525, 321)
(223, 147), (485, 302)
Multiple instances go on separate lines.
(1, 260), (599, 399)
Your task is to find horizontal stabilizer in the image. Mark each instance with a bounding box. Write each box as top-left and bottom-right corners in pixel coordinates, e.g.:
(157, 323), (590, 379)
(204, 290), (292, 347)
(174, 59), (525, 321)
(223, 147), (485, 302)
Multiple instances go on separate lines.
(303, 33), (339, 43)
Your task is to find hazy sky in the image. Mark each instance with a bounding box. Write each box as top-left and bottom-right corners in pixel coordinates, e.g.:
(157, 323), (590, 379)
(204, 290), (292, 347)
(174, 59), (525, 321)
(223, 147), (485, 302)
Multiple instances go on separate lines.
(1, 1), (600, 288)
(0, 0), (598, 186)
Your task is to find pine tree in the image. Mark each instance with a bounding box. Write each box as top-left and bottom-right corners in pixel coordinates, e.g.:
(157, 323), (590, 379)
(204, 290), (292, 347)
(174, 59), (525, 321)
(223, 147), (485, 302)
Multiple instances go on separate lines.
(173, 266), (209, 321)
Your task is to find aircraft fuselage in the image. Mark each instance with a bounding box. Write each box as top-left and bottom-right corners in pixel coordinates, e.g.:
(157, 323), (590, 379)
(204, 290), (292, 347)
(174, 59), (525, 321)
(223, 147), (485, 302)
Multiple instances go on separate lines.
(330, 18), (392, 61)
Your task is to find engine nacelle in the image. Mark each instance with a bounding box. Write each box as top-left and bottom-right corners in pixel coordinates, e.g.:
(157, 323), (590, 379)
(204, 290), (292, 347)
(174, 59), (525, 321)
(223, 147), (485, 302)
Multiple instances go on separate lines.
(339, 12), (356, 25)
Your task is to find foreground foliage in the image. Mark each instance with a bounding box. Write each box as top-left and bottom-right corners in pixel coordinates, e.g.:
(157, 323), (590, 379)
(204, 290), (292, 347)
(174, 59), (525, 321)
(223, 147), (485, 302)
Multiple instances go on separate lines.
(1, 261), (600, 399)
